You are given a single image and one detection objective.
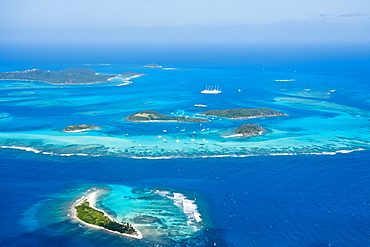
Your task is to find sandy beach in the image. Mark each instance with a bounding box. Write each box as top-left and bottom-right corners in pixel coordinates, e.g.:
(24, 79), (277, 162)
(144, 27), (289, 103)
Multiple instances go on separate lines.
(223, 131), (263, 138)
(71, 188), (143, 239)
(222, 133), (244, 138)
(63, 127), (100, 133)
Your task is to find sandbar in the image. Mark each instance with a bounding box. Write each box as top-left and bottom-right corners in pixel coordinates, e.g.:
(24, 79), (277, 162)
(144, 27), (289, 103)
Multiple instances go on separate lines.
(63, 128), (100, 133)
(222, 134), (244, 138)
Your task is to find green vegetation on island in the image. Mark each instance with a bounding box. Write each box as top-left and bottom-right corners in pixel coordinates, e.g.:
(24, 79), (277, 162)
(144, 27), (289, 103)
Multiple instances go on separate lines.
(199, 108), (288, 119)
(0, 68), (145, 85)
(75, 200), (138, 236)
(235, 124), (265, 136)
(126, 110), (209, 122)
(63, 124), (100, 132)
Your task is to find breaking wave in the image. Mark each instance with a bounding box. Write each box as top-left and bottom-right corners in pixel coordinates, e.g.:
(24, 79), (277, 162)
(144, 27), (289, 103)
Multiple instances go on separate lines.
(0, 144), (366, 159)
(155, 190), (202, 230)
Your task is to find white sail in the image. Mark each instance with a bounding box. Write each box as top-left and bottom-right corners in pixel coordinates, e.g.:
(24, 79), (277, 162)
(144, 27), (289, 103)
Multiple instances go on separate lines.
(201, 85), (222, 94)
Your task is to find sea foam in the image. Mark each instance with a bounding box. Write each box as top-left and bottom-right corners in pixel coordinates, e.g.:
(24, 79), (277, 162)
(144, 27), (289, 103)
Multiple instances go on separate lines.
(155, 190), (202, 229)
(1, 144), (366, 159)
(1, 145), (42, 153)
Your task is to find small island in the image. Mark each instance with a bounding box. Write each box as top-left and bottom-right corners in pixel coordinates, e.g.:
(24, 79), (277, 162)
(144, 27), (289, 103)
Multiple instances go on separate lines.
(76, 201), (138, 235)
(63, 124), (100, 132)
(199, 108), (288, 119)
(224, 124), (265, 138)
(73, 190), (142, 239)
(144, 63), (162, 68)
(0, 68), (145, 85)
(236, 124), (265, 136)
(126, 110), (209, 122)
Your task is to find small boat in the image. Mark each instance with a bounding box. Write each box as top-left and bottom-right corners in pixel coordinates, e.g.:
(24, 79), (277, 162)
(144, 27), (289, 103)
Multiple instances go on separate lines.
(194, 104), (208, 108)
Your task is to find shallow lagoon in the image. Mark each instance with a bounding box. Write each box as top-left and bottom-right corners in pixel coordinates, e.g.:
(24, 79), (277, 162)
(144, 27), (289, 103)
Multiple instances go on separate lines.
(1, 44), (370, 246)
(0, 64), (369, 158)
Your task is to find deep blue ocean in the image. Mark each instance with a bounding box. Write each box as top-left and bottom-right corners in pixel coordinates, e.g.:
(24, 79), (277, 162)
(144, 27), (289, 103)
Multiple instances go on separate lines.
(0, 43), (370, 246)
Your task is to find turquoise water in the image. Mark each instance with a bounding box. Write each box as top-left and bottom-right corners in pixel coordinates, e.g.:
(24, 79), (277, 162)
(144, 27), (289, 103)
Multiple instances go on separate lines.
(1, 43), (370, 246)
(69, 185), (208, 245)
(0, 62), (369, 158)
(100, 185), (204, 242)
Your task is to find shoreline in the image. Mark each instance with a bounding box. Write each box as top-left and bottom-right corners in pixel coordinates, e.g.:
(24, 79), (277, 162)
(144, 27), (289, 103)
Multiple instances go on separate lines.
(222, 131), (263, 138)
(0, 78), (111, 85)
(222, 133), (244, 138)
(0, 74), (145, 85)
(126, 119), (209, 123)
(197, 114), (288, 119)
(71, 188), (143, 239)
(108, 73), (146, 82)
(0, 69), (147, 86)
(63, 128), (100, 133)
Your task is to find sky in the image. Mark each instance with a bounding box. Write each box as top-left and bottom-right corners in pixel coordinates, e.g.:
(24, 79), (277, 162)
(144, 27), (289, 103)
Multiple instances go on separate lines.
(1, 0), (370, 44)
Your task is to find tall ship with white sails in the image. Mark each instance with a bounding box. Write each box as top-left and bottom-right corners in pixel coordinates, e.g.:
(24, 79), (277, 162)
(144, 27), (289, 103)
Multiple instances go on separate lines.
(201, 85), (222, 94)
